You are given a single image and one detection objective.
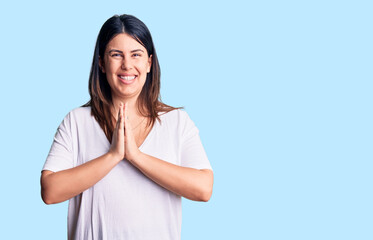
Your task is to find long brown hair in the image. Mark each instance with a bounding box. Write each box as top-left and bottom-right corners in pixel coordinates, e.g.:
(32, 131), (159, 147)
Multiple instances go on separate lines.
(83, 14), (179, 141)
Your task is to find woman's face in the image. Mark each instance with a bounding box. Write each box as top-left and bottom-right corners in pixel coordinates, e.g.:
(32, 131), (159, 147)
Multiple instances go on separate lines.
(100, 33), (152, 101)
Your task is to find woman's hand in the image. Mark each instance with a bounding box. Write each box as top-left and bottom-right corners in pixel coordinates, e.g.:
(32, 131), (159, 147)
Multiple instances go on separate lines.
(109, 102), (141, 162)
(109, 103), (125, 161)
(123, 103), (141, 161)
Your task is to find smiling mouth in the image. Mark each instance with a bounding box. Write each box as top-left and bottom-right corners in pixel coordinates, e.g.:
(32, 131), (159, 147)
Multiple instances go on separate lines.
(118, 75), (137, 84)
(119, 75), (136, 80)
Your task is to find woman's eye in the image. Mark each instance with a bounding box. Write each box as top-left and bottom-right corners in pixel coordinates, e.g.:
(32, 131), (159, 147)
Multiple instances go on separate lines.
(111, 53), (123, 58)
(133, 53), (141, 57)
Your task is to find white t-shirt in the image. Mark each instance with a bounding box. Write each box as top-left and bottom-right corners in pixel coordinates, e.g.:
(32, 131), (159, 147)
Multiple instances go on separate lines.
(43, 107), (212, 240)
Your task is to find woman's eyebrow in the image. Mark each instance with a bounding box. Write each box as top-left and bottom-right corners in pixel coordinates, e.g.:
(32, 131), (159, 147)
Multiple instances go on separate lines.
(108, 49), (144, 53)
(108, 49), (123, 54)
(130, 49), (144, 53)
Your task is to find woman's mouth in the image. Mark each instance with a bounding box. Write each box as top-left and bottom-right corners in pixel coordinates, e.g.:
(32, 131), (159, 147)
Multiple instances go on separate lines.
(118, 75), (136, 84)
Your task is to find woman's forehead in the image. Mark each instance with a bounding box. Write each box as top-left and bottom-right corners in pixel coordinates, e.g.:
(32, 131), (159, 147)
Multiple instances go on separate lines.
(106, 33), (146, 52)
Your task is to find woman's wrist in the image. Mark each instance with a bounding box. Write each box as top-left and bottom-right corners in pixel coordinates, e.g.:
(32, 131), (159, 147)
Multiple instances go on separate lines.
(126, 149), (143, 164)
(107, 151), (124, 163)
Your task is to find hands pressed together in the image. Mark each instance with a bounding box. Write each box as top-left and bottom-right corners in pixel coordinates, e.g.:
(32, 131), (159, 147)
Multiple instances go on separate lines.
(109, 102), (141, 163)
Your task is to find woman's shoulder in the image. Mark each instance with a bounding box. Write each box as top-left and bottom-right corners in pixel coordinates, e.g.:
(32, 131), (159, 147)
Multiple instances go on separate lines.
(70, 106), (91, 116)
(157, 109), (196, 132)
(61, 106), (92, 124)
(156, 109), (200, 139)
(158, 108), (190, 122)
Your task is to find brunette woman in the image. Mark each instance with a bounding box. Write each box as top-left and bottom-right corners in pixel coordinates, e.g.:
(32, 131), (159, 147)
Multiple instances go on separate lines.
(41, 14), (213, 240)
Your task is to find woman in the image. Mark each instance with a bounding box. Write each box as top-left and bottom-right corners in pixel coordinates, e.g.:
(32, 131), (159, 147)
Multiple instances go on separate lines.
(41, 14), (213, 240)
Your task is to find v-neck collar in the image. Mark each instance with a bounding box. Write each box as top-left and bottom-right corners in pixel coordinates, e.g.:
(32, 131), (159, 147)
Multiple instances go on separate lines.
(90, 108), (157, 150)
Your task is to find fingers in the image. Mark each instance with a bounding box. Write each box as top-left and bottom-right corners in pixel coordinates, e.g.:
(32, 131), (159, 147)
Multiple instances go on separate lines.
(123, 102), (130, 129)
(109, 103), (125, 160)
(114, 104), (121, 131)
(119, 103), (124, 132)
(114, 103), (123, 131)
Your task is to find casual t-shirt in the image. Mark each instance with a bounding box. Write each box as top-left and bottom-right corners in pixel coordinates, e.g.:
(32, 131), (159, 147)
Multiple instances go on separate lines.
(42, 107), (212, 240)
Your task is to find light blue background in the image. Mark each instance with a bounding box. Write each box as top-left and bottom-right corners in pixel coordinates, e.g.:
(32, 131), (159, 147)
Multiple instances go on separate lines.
(0, 0), (372, 239)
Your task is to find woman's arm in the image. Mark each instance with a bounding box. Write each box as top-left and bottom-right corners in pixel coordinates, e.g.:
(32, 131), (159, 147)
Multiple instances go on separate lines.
(123, 104), (214, 202)
(41, 104), (126, 204)
(41, 152), (121, 204)
(129, 153), (214, 202)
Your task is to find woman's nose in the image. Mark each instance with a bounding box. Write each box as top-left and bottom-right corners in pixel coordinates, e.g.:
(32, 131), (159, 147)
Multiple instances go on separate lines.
(121, 58), (132, 70)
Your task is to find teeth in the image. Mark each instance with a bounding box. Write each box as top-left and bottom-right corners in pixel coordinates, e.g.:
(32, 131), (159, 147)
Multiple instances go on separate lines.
(119, 75), (136, 80)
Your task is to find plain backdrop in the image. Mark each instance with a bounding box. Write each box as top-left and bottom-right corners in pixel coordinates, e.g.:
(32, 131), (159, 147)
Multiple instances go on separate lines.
(0, 0), (372, 239)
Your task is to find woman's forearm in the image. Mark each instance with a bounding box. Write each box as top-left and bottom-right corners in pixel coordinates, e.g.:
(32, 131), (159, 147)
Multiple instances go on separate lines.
(41, 152), (121, 204)
(128, 152), (214, 202)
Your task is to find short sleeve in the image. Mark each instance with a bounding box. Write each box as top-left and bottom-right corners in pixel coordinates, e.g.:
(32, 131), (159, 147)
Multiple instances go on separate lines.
(180, 111), (212, 170)
(42, 112), (74, 172)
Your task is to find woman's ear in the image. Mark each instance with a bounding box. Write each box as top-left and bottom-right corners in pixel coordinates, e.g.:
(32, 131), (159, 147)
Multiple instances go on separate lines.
(147, 55), (152, 73)
(99, 56), (106, 73)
